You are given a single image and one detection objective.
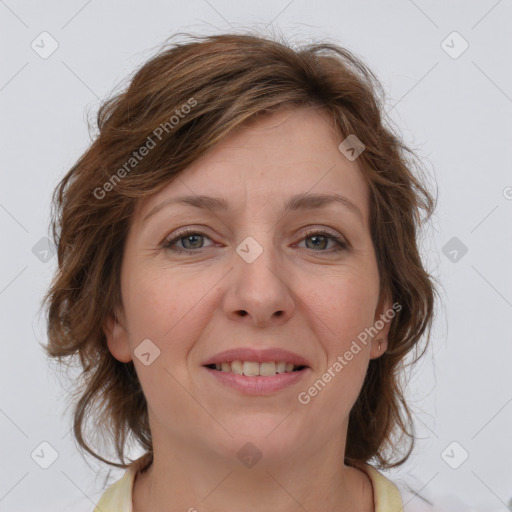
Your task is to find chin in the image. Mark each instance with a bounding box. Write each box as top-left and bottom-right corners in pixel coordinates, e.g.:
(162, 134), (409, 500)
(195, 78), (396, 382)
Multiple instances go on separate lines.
(213, 416), (302, 461)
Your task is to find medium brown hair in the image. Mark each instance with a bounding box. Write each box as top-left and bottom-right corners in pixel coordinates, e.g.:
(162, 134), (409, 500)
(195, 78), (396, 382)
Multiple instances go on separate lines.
(42, 31), (436, 470)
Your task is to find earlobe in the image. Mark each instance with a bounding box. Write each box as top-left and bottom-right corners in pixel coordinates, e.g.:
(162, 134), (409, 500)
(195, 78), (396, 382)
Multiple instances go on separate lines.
(103, 309), (132, 363)
(370, 336), (388, 359)
(370, 290), (393, 359)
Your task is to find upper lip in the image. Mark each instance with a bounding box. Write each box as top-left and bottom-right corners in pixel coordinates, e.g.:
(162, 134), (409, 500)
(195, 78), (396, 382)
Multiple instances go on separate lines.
(202, 348), (311, 367)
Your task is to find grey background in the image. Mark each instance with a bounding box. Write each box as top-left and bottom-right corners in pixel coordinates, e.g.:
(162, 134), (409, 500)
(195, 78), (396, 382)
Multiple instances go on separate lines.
(1, 1), (511, 511)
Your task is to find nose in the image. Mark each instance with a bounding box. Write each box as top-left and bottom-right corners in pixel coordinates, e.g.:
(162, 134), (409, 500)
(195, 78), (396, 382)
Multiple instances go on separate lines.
(221, 239), (295, 327)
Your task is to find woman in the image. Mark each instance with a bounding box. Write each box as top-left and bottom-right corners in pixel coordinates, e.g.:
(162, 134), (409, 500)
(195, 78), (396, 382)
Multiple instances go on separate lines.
(43, 31), (436, 511)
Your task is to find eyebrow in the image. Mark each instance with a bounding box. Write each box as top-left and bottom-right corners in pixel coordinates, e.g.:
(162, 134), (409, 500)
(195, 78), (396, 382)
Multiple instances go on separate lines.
(142, 192), (363, 223)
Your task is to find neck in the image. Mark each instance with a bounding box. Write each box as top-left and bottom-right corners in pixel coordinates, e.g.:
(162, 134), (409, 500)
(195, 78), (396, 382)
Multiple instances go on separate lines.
(132, 439), (374, 512)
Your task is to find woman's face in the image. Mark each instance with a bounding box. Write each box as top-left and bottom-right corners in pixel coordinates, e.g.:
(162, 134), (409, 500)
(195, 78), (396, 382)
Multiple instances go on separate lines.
(105, 106), (391, 465)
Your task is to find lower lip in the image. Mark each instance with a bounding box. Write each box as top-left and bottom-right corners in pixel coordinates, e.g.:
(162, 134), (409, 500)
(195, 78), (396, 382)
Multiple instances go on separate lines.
(203, 367), (309, 395)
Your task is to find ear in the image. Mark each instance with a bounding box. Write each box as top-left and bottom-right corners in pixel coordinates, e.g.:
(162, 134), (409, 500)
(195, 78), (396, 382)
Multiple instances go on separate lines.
(369, 288), (394, 360)
(102, 307), (132, 363)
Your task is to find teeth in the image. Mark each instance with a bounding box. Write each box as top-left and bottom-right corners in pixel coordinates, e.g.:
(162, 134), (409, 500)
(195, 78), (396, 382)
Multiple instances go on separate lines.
(212, 360), (303, 376)
(243, 361), (259, 376)
(259, 362), (276, 376)
(276, 361), (287, 373)
(231, 360), (243, 375)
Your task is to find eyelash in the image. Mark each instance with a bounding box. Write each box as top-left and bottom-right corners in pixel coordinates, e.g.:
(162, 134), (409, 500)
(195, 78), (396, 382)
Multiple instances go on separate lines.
(163, 228), (348, 255)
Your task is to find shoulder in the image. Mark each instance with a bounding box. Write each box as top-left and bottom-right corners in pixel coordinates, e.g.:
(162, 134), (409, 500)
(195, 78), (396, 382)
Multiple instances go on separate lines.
(358, 463), (404, 512)
(93, 468), (135, 512)
(354, 462), (439, 512)
(93, 454), (151, 512)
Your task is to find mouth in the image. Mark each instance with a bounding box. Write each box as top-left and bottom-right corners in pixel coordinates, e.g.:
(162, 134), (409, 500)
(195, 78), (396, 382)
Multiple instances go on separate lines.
(203, 361), (308, 376)
(201, 348), (311, 394)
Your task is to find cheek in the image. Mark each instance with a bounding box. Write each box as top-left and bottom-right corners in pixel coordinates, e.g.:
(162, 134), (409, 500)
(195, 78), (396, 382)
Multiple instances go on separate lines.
(298, 273), (376, 421)
(121, 267), (218, 357)
(302, 268), (380, 352)
(121, 269), (217, 414)
(303, 268), (380, 413)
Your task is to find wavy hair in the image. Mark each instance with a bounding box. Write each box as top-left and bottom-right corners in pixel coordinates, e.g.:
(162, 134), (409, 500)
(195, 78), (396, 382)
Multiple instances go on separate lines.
(42, 30), (437, 470)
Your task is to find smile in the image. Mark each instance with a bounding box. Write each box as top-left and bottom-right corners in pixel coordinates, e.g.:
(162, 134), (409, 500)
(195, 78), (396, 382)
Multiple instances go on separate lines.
(204, 360), (307, 376)
(203, 363), (309, 395)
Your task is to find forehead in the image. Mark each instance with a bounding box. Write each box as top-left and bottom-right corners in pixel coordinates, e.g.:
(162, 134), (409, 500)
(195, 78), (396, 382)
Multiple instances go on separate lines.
(136, 106), (370, 224)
